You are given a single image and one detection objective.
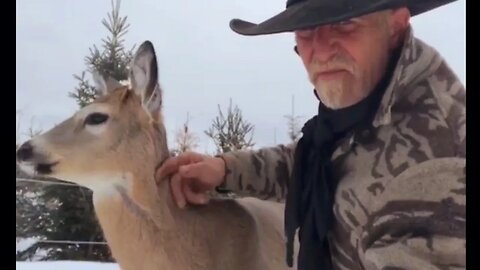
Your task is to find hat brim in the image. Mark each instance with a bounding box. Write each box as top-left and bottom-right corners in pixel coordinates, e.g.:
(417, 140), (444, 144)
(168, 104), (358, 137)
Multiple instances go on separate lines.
(229, 0), (457, 36)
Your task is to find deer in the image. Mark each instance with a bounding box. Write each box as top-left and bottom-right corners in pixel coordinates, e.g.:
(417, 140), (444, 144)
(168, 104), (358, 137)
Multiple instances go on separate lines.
(16, 41), (298, 270)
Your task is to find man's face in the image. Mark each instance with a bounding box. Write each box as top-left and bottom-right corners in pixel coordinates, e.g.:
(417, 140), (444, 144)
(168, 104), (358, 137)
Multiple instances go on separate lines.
(295, 9), (410, 109)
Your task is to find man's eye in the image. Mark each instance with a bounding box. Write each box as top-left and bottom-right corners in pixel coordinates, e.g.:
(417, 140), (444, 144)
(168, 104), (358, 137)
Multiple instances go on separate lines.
(84, 113), (109, 125)
(337, 20), (353, 25)
(295, 29), (314, 39)
(334, 20), (357, 32)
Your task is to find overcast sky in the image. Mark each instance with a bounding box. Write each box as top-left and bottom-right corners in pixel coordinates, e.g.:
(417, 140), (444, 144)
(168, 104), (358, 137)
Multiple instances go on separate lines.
(16, 0), (465, 153)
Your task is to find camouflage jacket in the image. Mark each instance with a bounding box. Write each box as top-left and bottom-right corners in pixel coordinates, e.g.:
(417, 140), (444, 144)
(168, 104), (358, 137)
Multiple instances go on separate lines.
(218, 27), (466, 270)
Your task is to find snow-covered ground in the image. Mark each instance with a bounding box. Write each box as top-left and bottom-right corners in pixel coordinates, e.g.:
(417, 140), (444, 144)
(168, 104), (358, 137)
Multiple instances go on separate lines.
(16, 261), (119, 270)
(17, 238), (119, 269)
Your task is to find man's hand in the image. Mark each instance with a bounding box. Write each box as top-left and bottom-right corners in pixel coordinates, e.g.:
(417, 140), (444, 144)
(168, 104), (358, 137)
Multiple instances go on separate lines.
(155, 152), (226, 208)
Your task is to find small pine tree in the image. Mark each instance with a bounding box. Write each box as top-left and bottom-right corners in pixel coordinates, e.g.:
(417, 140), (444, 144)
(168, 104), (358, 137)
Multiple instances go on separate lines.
(69, 0), (135, 108)
(205, 99), (255, 154)
(173, 113), (199, 155)
(284, 95), (303, 143)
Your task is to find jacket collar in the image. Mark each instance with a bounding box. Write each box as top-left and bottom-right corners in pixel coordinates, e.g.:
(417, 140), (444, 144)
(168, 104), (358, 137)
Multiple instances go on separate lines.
(332, 25), (444, 159)
(372, 25), (443, 127)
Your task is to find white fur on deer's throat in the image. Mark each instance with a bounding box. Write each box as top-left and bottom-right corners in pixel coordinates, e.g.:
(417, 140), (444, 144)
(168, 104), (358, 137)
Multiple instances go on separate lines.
(68, 172), (134, 203)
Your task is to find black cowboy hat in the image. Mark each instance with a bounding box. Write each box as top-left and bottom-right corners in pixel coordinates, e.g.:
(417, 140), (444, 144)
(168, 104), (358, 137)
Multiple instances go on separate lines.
(229, 0), (458, 36)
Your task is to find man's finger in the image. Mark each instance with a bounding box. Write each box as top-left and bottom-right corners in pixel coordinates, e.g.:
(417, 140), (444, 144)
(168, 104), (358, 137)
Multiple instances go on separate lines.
(183, 183), (209, 205)
(179, 163), (207, 180)
(156, 157), (180, 181)
(156, 153), (203, 181)
(170, 173), (186, 208)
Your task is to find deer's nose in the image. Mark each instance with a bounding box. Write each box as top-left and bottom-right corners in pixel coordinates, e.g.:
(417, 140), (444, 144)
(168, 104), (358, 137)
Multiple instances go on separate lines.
(17, 141), (34, 162)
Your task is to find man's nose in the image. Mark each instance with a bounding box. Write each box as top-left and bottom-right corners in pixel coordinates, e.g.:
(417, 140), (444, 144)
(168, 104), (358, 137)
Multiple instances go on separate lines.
(17, 141), (34, 162)
(311, 27), (338, 62)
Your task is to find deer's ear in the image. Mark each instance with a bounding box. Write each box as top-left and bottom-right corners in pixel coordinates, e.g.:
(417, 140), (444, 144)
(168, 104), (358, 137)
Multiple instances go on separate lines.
(92, 71), (122, 97)
(129, 41), (162, 115)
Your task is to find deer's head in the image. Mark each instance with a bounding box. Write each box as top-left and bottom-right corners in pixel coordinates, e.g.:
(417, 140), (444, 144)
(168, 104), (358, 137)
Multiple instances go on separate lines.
(16, 41), (169, 192)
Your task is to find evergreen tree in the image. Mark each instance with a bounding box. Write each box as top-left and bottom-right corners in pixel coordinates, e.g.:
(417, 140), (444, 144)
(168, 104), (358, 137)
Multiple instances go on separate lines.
(173, 113), (199, 155)
(284, 95), (303, 143)
(69, 0), (135, 108)
(16, 169), (49, 261)
(205, 99), (255, 154)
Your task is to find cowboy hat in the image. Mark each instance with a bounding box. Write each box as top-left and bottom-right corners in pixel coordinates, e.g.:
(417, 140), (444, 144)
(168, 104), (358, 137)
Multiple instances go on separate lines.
(229, 0), (458, 36)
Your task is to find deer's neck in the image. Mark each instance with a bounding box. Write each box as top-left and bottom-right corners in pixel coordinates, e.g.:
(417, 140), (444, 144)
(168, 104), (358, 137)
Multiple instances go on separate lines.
(91, 172), (192, 269)
(91, 168), (178, 229)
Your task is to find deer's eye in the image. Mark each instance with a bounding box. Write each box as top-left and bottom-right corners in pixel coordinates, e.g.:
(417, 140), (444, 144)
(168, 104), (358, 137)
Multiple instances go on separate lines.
(85, 113), (109, 125)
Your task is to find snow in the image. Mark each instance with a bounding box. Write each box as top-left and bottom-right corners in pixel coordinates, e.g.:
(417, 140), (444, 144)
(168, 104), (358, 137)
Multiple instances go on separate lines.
(16, 238), (39, 254)
(16, 261), (119, 270)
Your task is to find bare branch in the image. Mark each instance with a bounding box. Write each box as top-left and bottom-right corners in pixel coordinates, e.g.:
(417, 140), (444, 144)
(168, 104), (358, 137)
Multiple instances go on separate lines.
(22, 116), (43, 139)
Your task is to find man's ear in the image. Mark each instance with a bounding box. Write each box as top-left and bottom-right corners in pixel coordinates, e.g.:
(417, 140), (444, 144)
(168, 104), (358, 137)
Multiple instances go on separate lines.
(389, 7), (411, 48)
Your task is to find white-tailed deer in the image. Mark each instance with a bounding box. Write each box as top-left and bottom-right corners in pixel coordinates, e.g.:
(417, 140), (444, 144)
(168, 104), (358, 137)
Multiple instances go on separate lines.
(16, 41), (298, 270)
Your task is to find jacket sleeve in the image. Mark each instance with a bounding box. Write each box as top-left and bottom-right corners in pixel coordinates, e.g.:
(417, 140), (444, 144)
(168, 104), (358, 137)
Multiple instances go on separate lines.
(216, 142), (296, 202)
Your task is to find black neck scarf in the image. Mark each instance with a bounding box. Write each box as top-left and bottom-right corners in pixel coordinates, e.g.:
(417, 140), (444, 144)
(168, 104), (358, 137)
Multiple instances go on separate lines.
(285, 48), (400, 269)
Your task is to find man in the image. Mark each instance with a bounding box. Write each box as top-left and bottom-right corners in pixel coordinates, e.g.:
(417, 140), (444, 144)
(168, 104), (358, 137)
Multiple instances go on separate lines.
(157, 0), (466, 269)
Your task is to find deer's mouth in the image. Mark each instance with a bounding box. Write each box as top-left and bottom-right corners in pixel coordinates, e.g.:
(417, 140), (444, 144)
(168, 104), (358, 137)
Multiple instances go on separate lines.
(18, 160), (59, 177)
(35, 162), (59, 175)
